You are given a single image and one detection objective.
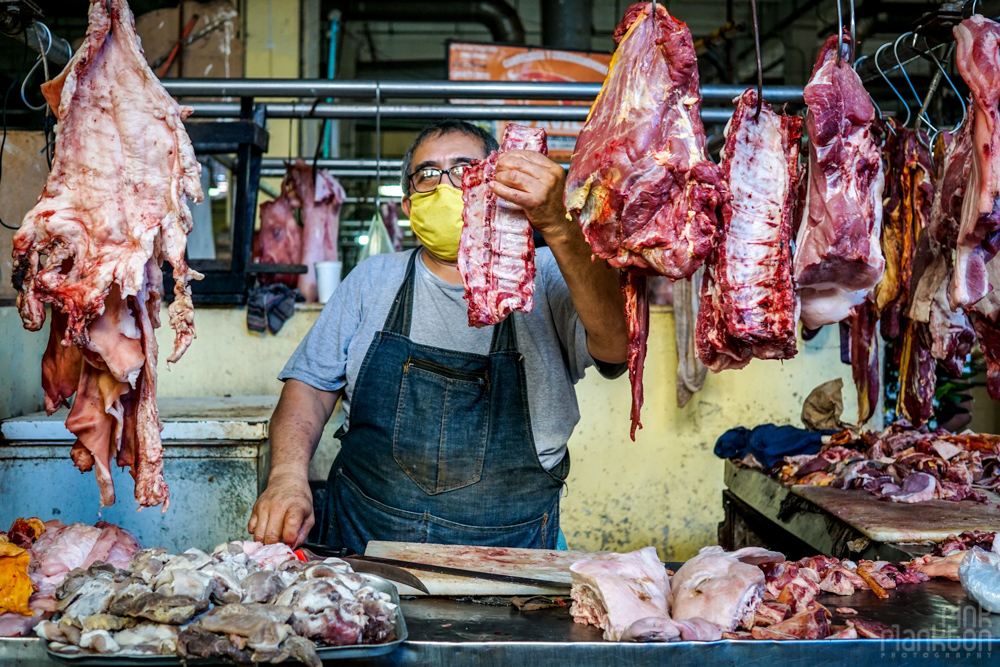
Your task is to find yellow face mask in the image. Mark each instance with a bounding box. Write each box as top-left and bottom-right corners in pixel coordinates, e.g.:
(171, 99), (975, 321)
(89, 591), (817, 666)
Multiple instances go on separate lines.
(407, 184), (465, 262)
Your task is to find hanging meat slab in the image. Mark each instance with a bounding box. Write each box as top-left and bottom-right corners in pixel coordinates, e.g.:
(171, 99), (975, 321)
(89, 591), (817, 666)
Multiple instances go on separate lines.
(290, 160), (346, 303)
(951, 16), (1000, 310)
(255, 175), (303, 289)
(459, 124), (546, 327)
(697, 89), (802, 372)
(564, 2), (725, 437)
(849, 299), (879, 424)
(793, 33), (885, 329)
(11, 0), (203, 509)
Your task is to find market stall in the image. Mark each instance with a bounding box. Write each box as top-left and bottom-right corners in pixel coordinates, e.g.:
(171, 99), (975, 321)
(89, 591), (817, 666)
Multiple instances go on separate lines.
(4, 0), (1000, 664)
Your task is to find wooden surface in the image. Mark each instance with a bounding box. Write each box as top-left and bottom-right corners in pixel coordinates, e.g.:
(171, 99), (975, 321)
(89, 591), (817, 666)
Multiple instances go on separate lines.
(792, 485), (1000, 543)
(365, 541), (606, 596)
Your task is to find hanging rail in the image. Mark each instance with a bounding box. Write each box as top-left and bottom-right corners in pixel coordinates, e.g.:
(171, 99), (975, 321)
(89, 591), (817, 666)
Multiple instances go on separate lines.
(162, 79), (805, 103)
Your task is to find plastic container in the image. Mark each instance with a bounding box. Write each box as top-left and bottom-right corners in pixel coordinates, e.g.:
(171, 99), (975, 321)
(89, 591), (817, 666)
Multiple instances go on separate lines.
(316, 260), (343, 304)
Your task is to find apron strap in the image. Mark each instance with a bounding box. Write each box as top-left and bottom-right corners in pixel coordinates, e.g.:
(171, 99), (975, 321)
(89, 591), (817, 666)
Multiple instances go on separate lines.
(489, 311), (518, 353)
(383, 250), (420, 335)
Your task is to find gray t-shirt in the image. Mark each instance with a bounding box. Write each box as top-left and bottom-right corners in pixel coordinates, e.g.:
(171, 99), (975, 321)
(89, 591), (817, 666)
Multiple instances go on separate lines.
(280, 247), (620, 469)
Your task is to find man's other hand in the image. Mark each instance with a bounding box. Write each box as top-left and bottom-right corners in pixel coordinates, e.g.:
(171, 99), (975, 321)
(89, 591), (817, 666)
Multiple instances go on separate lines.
(248, 472), (315, 547)
(489, 149), (573, 242)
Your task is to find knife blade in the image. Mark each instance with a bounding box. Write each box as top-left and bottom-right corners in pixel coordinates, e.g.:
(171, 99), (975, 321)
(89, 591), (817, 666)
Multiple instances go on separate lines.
(348, 554), (570, 590)
(295, 545), (431, 594)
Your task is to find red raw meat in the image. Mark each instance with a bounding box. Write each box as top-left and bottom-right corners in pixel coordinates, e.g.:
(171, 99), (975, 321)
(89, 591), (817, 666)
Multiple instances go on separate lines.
(565, 2), (724, 437)
(380, 201), (404, 252)
(255, 176), (303, 289)
(951, 16), (1000, 309)
(11, 0), (202, 509)
(849, 299), (879, 424)
(697, 89), (801, 372)
(621, 273), (649, 439)
(793, 33), (884, 328)
(289, 160), (345, 302)
(459, 123), (545, 327)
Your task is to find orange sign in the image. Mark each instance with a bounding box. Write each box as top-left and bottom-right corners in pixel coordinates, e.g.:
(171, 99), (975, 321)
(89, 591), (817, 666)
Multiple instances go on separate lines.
(447, 41), (612, 161)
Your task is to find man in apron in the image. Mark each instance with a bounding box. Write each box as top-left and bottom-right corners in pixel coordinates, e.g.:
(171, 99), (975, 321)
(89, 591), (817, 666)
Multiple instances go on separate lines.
(249, 119), (628, 552)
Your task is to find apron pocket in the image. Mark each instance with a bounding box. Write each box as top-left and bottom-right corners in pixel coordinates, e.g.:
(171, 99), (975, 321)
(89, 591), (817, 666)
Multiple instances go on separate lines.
(393, 357), (489, 495)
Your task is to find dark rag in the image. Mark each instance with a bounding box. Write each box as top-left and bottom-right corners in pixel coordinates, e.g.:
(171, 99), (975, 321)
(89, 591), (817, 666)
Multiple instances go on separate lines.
(714, 424), (829, 470)
(247, 284), (303, 334)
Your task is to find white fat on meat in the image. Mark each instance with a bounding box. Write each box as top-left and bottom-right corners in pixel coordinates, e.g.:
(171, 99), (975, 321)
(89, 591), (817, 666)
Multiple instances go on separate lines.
(669, 546), (784, 632)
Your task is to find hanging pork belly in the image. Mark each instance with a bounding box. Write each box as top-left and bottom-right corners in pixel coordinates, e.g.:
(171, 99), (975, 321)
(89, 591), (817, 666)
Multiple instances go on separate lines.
(11, 0), (203, 509)
(565, 2), (725, 438)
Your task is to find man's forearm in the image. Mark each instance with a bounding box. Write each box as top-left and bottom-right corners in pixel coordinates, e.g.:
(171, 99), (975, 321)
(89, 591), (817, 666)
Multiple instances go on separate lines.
(545, 223), (629, 364)
(269, 380), (340, 482)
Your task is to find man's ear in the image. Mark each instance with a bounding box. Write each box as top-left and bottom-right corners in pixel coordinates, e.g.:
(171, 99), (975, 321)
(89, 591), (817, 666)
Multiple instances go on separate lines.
(401, 196), (411, 218)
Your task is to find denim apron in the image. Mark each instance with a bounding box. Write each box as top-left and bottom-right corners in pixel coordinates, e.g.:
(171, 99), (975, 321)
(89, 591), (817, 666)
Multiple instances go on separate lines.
(323, 251), (569, 553)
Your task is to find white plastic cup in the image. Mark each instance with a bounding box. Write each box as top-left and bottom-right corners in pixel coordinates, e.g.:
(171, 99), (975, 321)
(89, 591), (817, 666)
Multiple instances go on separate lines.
(315, 261), (343, 304)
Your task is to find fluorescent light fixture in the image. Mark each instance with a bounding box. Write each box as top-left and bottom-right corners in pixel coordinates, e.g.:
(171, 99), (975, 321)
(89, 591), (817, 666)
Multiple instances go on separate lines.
(398, 218), (411, 227)
(378, 185), (404, 198)
(358, 234), (370, 246)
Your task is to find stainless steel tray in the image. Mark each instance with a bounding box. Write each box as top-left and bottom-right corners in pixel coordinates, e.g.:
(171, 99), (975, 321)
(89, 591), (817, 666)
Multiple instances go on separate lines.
(45, 574), (407, 664)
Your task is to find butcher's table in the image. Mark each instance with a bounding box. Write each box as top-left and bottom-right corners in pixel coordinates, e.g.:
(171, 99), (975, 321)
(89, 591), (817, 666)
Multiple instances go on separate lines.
(2, 578), (999, 666)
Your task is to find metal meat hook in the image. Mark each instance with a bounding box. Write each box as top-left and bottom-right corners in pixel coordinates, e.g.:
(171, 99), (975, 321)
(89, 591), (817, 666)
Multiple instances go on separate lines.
(927, 44), (966, 130)
(875, 42), (911, 128)
(894, 32), (936, 131)
(750, 0), (763, 120)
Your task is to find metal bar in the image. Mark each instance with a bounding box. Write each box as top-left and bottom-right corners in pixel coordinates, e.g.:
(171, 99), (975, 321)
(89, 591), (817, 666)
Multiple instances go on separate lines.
(162, 79), (804, 103)
(260, 158), (570, 179)
(187, 102), (739, 124)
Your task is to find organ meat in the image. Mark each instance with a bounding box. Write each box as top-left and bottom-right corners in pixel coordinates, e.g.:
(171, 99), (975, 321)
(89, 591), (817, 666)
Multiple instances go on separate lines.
(289, 160), (345, 302)
(849, 299), (880, 424)
(255, 177), (303, 289)
(697, 89), (802, 372)
(565, 2), (725, 437)
(793, 33), (885, 328)
(951, 16), (1000, 309)
(669, 546), (784, 631)
(459, 124), (546, 327)
(11, 0), (203, 509)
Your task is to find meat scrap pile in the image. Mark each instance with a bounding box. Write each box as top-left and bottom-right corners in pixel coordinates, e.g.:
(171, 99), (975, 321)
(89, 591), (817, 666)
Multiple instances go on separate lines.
(0, 519), (140, 638)
(565, 2), (725, 438)
(459, 124), (547, 327)
(569, 545), (948, 642)
(36, 540), (398, 666)
(767, 423), (999, 504)
(255, 160), (346, 300)
(11, 0), (203, 509)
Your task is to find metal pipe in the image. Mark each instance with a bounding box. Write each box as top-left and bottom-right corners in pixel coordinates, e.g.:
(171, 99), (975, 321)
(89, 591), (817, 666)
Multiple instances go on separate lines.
(163, 79), (804, 103)
(10, 21), (73, 66)
(186, 101), (740, 124)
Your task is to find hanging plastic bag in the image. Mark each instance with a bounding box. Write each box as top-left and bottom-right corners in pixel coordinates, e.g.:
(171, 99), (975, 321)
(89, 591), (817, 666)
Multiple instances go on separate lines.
(960, 546), (1000, 613)
(358, 210), (396, 262)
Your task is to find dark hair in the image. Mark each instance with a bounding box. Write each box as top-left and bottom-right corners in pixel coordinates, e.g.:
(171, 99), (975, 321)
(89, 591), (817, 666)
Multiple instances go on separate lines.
(400, 119), (500, 193)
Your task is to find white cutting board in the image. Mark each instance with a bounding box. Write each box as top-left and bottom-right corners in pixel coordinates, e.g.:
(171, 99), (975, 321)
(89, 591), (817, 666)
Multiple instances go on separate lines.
(364, 541), (606, 596)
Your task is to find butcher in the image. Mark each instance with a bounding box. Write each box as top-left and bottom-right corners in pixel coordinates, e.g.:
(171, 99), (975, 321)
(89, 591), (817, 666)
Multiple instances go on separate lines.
(249, 119), (628, 553)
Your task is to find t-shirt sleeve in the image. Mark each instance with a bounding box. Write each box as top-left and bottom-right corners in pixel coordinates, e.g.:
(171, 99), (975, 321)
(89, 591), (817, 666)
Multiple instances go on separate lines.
(538, 249), (626, 382)
(278, 265), (365, 392)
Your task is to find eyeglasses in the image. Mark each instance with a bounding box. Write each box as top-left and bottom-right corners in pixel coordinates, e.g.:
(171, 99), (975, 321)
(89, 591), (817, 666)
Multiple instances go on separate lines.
(408, 164), (469, 193)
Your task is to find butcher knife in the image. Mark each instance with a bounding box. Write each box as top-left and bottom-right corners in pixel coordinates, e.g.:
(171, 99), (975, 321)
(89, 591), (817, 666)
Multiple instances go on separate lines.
(294, 546), (430, 594)
(299, 542), (569, 590)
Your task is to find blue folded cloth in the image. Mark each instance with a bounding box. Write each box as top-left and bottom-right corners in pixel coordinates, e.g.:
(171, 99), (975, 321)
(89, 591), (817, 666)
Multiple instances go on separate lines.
(247, 284), (303, 334)
(714, 424), (830, 469)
